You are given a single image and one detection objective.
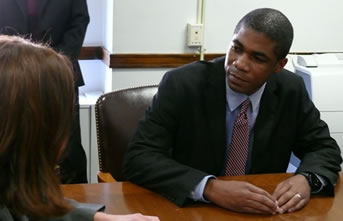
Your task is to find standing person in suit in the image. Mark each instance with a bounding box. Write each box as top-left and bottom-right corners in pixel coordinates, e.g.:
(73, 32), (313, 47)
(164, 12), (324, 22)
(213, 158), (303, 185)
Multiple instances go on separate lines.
(0, 0), (90, 183)
(123, 8), (342, 215)
(0, 35), (159, 221)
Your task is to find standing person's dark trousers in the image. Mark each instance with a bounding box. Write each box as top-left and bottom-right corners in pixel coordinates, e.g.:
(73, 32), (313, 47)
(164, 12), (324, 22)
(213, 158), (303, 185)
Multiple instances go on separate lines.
(0, 0), (90, 183)
(59, 89), (88, 184)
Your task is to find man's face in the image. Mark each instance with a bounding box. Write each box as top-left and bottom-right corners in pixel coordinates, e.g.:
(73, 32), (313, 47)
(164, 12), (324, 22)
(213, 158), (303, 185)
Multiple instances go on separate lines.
(225, 26), (287, 95)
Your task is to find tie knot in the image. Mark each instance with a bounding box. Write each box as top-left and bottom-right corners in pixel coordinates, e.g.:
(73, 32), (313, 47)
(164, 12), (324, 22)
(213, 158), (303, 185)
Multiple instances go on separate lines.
(240, 98), (250, 113)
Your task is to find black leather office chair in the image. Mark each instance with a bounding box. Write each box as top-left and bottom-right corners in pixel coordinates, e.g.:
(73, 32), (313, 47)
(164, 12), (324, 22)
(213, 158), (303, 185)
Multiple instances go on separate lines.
(95, 85), (158, 182)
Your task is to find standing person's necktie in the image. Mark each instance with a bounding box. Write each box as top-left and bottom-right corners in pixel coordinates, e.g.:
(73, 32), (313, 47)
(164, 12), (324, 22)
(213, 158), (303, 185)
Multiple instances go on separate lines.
(27, 0), (40, 40)
(225, 98), (251, 176)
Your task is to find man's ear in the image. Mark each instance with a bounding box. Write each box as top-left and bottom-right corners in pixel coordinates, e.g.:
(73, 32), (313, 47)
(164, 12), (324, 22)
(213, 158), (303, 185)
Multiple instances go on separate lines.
(274, 58), (288, 73)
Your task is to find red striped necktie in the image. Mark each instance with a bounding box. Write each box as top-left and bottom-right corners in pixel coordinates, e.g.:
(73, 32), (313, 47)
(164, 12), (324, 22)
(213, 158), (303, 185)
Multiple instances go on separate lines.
(225, 98), (251, 176)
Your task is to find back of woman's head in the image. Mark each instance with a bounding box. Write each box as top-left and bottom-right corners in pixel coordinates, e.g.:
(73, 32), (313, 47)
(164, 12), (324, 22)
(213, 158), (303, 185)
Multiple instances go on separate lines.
(0, 35), (74, 218)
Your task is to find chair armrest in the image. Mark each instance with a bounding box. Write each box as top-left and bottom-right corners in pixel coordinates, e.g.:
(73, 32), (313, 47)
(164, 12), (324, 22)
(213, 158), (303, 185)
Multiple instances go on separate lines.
(97, 171), (117, 183)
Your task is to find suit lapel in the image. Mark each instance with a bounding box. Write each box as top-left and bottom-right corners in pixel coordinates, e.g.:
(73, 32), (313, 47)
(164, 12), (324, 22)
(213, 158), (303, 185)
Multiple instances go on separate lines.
(14, 0), (26, 16)
(39, 0), (48, 14)
(250, 74), (279, 173)
(203, 57), (227, 172)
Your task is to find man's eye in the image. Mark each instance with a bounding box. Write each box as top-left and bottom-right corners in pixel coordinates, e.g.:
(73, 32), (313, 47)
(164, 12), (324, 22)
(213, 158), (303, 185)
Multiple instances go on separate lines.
(253, 56), (267, 63)
(232, 45), (242, 52)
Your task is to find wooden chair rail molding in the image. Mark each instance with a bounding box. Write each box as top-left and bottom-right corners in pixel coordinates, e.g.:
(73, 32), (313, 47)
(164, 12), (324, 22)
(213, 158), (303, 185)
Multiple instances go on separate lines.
(80, 46), (339, 69)
(79, 46), (224, 68)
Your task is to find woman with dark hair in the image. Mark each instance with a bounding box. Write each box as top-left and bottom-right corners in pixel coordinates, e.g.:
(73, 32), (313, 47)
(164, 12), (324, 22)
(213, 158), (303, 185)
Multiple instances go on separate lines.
(0, 35), (158, 221)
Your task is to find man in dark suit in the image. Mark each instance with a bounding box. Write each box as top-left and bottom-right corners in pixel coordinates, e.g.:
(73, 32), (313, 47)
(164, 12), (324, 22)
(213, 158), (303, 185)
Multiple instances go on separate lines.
(0, 0), (90, 183)
(123, 8), (342, 214)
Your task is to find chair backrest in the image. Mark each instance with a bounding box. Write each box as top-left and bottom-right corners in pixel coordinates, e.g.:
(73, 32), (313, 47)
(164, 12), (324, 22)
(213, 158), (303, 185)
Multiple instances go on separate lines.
(95, 85), (158, 181)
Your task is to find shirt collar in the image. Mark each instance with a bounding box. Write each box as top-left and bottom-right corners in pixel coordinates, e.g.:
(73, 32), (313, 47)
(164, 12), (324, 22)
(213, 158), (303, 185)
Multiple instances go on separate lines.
(226, 78), (266, 113)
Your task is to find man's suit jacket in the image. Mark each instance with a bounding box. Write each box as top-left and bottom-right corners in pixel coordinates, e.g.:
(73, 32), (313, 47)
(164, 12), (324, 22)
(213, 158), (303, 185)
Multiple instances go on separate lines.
(0, 0), (89, 87)
(123, 56), (342, 206)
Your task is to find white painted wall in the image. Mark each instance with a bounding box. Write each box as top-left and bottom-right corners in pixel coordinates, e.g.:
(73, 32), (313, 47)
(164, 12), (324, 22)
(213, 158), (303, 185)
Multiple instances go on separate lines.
(84, 0), (113, 49)
(112, 0), (343, 55)
(80, 0), (113, 96)
(111, 0), (198, 89)
(112, 0), (198, 53)
(81, 0), (343, 90)
(79, 60), (111, 96)
(205, 0), (343, 53)
(110, 0), (343, 89)
(112, 68), (170, 90)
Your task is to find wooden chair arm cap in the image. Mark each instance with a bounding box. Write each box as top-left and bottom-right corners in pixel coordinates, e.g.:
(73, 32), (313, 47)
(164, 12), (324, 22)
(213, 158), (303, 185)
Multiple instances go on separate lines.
(97, 171), (117, 183)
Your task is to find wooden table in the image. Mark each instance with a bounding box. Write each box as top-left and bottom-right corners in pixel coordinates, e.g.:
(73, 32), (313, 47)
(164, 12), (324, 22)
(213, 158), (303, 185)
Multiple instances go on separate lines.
(62, 173), (343, 221)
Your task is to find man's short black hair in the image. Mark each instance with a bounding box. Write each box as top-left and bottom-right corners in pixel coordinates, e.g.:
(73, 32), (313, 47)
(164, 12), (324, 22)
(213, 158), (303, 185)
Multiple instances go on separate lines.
(234, 8), (294, 60)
